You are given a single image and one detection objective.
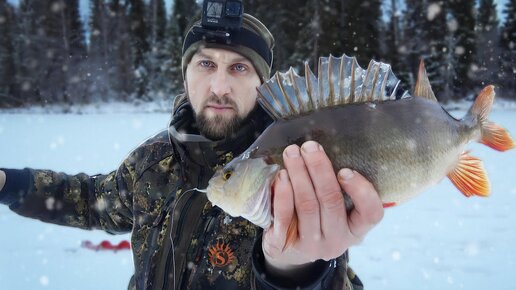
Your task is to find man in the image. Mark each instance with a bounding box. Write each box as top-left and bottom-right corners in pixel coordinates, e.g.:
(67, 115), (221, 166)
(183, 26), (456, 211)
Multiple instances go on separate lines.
(0, 12), (383, 290)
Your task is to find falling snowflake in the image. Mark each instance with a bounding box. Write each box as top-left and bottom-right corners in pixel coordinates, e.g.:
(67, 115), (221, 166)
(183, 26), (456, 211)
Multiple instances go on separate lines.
(39, 275), (49, 286)
(464, 243), (479, 257)
(45, 197), (55, 210)
(391, 250), (401, 261)
(447, 19), (459, 32)
(427, 3), (441, 21)
(455, 46), (465, 55)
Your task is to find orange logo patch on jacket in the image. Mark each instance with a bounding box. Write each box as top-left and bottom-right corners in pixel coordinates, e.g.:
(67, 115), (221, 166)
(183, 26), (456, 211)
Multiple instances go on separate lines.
(208, 240), (235, 268)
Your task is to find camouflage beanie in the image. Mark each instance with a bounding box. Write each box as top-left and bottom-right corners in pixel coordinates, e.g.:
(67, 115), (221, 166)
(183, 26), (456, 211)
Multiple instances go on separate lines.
(182, 13), (275, 83)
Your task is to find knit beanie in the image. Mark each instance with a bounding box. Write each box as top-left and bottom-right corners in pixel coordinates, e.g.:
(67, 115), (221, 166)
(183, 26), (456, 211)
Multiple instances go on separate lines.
(182, 13), (275, 82)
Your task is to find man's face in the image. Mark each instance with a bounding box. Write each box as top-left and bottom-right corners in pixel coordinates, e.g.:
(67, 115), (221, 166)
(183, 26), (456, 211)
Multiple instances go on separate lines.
(185, 48), (261, 140)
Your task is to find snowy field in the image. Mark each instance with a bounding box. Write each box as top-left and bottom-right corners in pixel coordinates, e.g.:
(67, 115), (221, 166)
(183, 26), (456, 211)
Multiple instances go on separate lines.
(1, 105), (515, 290)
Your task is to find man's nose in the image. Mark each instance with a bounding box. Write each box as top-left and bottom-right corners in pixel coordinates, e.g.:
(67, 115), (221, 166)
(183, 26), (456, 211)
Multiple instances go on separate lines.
(210, 70), (232, 97)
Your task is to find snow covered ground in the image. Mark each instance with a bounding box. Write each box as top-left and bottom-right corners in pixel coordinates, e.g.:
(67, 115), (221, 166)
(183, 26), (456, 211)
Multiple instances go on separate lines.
(0, 105), (515, 289)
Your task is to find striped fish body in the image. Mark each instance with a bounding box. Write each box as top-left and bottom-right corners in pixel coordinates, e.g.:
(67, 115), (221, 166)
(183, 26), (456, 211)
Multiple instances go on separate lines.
(206, 54), (514, 230)
(247, 97), (470, 206)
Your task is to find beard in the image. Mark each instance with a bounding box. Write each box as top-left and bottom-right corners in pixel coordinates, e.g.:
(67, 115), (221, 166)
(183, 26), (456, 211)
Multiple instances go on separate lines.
(194, 94), (245, 140)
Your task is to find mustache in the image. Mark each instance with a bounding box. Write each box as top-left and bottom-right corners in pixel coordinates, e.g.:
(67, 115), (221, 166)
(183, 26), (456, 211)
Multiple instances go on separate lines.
(203, 94), (237, 108)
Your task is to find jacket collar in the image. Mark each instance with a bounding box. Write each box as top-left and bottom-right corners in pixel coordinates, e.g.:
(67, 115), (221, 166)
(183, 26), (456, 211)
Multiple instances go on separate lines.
(168, 96), (273, 169)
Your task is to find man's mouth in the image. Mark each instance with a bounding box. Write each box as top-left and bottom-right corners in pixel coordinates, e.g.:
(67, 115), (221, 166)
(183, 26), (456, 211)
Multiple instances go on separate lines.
(205, 104), (234, 113)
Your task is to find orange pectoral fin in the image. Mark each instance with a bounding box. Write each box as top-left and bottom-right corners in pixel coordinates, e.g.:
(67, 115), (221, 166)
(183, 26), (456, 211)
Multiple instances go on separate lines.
(480, 121), (515, 152)
(447, 152), (490, 197)
(382, 202), (397, 208)
(283, 214), (298, 251)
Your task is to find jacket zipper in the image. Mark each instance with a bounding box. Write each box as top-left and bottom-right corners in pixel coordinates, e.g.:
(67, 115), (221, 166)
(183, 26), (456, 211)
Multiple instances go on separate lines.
(162, 189), (195, 290)
(141, 185), (182, 290)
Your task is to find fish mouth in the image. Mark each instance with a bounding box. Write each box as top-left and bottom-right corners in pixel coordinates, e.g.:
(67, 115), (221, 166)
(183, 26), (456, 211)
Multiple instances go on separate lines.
(206, 169), (225, 192)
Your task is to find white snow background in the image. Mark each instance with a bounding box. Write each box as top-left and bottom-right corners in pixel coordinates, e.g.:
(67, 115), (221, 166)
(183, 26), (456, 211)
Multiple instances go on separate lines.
(0, 103), (515, 290)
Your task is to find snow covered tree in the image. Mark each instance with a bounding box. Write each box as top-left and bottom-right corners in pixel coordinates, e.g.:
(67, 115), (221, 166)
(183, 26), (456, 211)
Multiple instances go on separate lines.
(111, 0), (133, 100)
(474, 0), (500, 88)
(245, 0), (293, 71)
(127, 0), (149, 98)
(384, 0), (401, 60)
(0, 0), (18, 107)
(38, 0), (70, 103)
(61, 0), (89, 104)
(16, 0), (50, 104)
(317, 0), (342, 56)
(127, 0), (148, 68)
(143, 0), (172, 102)
(279, 0), (322, 69)
(165, 0), (199, 92)
(448, 0), (476, 92)
(396, 0), (462, 101)
(439, 13), (462, 102)
(340, 0), (382, 67)
(148, 0), (166, 45)
(88, 0), (133, 101)
(15, 0), (86, 104)
(88, 0), (117, 101)
(400, 0), (429, 86)
(424, 1), (451, 101)
(499, 0), (516, 97)
(383, 0), (411, 87)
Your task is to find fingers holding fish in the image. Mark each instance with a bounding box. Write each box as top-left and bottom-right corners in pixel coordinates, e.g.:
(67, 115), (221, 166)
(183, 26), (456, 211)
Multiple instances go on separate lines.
(299, 141), (347, 242)
(283, 144), (322, 242)
(264, 169), (295, 254)
(338, 168), (384, 242)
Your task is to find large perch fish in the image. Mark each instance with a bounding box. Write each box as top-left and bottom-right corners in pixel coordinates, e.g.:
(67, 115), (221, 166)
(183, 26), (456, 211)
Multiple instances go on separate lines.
(206, 54), (515, 239)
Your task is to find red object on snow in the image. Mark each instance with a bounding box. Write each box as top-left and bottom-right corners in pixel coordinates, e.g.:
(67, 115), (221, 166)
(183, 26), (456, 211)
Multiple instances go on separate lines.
(81, 240), (131, 252)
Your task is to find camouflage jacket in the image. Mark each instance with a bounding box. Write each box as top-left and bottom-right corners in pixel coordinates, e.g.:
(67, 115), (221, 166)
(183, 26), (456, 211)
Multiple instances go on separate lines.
(0, 101), (363, 290)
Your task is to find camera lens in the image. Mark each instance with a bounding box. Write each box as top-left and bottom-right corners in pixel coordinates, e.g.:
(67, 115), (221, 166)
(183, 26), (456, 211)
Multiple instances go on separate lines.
(225, 1), (242, 17)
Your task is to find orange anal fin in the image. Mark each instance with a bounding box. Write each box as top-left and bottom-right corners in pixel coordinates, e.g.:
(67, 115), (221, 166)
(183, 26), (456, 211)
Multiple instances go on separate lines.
(480, 121), (515, 152)
(382, 202), (397, 208)
(283, 214), (298, 251)
(447, 153), (490, 197)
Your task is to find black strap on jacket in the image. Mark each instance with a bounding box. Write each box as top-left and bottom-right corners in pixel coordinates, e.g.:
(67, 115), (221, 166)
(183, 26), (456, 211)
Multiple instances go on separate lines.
(251, 232), (338, 290)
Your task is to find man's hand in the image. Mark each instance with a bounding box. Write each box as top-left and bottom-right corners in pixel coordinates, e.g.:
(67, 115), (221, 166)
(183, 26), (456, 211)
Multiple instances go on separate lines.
(262, 141), (384, 278)
(0, 170), (5, 192)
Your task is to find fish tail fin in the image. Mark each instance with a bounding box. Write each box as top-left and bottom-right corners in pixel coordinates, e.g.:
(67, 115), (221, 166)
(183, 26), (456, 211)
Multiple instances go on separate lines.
(283, 214), (298, 251)
(480, 122), (515, 152)
(447, 152), (490, 197)
(469, 85), (515, 152)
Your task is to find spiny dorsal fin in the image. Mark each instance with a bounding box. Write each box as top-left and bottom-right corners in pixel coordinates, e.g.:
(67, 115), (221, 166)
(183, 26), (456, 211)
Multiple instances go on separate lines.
(414, 60), (438, 102)
(257, 54), (409, 120)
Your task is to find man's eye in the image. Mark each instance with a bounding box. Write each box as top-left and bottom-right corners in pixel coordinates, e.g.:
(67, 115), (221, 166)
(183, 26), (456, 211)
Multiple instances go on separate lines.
(200, 60), (214, 68)
(233, 64), (247, 72)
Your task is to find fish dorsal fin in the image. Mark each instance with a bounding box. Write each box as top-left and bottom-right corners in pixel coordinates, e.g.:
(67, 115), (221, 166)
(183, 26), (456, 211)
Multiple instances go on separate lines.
(257, 54), (409, 120)
(414, 59), (438, 102)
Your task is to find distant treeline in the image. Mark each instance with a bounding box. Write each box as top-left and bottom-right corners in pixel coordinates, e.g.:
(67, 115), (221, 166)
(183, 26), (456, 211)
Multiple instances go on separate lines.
(0, 0), (514, 108)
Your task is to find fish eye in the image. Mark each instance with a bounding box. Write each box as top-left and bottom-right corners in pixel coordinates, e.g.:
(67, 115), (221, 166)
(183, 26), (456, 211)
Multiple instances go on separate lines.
(223, 170), (233, 181)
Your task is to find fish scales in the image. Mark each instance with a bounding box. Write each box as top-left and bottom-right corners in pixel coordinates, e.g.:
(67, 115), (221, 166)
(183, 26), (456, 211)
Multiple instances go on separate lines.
(248, 97), (469, 204)
(206, 54), (514, 232)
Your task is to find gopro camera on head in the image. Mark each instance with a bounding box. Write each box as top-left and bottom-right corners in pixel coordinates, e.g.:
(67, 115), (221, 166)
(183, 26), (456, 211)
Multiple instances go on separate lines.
(201, 0), (243, 31)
